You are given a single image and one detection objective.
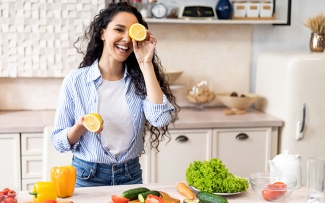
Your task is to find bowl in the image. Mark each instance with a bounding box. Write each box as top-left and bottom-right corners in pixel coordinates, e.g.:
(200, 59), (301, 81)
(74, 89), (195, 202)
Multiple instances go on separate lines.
(249, 172), (297, 202)
(0, 187), (20, 203)
(164, 69), (183, 84)
(217, 92), (259, 111)
(185, 80), (215, 104)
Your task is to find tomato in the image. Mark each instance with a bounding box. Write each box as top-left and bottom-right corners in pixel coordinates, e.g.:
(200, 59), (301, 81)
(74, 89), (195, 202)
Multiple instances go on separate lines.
(145, 194), (164, 203)
(5, 196), (16, 203)
(0, 193), (4, 202)
(111, 195), (129, 203)
(262, 189), (279, 201)
(262, 181), (288, 201)
(2, 189), (10, 195)
(273, 182), (287, 195)
(7, 190), (16, 199)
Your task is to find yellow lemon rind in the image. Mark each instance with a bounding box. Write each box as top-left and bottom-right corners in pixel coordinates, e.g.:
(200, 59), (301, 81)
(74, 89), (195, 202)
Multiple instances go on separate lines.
(83, 113), (103, 132)
(129, 23), (147, 42)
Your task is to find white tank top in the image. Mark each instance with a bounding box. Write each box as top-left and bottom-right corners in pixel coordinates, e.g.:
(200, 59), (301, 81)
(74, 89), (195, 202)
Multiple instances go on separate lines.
(98, 78), (133, 158)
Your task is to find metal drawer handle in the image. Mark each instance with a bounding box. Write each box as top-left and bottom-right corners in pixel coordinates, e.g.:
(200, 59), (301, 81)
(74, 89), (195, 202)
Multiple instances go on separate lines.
(236, 133), (249, 140)
(175, 135), (189, 142)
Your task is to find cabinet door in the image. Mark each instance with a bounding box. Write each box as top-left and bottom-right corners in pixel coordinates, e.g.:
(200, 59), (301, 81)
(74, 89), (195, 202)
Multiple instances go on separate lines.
(213, 128), (274, 178)
(151, 129), (213, 183)
(0, 133), (21, 189)
(139, 153), (150, 184)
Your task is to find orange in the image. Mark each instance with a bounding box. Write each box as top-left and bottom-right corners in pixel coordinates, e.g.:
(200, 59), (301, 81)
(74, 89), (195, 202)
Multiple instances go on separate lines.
(129, 23), (147, 41)
(83, 113), (103, 132)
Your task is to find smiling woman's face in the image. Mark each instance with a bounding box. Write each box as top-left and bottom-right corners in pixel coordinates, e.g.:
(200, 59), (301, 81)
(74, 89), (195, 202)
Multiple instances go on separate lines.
(101, 12), (138, 62)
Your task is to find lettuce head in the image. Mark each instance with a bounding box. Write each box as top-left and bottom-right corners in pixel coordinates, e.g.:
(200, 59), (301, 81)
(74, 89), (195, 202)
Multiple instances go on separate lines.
(186, 158), (249, 193)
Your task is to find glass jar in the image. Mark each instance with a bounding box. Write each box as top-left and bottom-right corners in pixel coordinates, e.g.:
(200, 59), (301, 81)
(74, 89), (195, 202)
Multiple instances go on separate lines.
(132, 0), (142, 11)
(147, 0), (157, 18)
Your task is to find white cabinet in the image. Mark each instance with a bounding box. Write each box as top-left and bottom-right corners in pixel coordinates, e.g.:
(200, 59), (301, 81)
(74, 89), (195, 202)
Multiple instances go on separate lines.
(148, 127), (278, 183)
(0, 133), (21, 189)
(20, 133), (43, 190)
(150, 129), (213, 183)
(212, 127), (277, 178)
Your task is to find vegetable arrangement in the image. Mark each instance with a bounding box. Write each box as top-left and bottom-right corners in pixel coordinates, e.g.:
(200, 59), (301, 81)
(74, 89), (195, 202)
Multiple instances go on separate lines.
(113, 187), (164, 203)
(186, 158), (249, 193)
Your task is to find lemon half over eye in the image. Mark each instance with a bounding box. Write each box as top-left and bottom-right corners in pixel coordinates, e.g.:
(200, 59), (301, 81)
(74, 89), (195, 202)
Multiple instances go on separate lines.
(129, 23), (147, 41)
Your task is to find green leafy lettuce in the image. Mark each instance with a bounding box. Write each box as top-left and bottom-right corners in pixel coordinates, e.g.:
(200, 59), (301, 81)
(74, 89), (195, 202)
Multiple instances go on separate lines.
(186, 158), (249, 193)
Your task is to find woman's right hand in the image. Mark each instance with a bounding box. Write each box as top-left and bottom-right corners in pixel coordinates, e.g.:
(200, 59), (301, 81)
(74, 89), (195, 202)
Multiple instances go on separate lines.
(80, 115), (104, 134)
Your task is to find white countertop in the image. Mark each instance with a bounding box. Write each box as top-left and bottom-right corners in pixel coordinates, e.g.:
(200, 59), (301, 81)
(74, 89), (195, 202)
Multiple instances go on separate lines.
(17, 182), (308, 203)
(0, 108), (282, 133)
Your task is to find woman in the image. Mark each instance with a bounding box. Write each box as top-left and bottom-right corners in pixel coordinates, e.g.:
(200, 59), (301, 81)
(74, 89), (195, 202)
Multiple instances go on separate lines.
(51, 2), (180, 187)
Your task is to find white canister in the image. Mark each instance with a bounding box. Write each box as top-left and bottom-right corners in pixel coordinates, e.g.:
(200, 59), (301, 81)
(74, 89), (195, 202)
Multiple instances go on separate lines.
(246, 1), (260, 18)
(260, 1), (273, 17)
(233, 1), (247, 18)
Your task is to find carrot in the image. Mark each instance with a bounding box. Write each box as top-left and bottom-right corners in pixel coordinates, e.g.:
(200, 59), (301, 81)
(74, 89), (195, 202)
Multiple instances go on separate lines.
(177, 182), (195, 200)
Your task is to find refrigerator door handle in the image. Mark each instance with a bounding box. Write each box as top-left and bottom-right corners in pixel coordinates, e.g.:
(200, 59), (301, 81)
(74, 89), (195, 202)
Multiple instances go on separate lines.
(296, 103), (306, 141)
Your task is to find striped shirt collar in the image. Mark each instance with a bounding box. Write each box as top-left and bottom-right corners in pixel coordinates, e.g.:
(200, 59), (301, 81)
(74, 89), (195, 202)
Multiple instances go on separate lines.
(87, 59), (130, 83)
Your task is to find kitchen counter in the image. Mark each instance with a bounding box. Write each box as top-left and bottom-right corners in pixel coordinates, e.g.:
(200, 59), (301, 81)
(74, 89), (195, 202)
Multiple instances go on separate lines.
(17, 182), (308, 203)
(0, 108), (282, 133)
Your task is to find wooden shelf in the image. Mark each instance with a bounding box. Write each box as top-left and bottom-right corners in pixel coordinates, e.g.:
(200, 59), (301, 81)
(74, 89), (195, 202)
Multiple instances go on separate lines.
(145, 18), (287, 25)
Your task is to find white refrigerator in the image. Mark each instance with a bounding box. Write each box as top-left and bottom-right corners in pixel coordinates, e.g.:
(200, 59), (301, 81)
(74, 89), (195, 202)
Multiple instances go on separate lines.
(255, 51), (325, 186)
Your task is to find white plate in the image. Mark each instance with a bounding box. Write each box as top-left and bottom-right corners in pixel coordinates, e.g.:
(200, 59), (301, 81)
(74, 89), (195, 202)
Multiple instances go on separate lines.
(190, 186), (244, 196)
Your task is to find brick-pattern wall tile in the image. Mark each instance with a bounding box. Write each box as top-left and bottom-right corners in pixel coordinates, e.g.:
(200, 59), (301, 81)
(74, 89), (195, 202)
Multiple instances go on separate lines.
(0, 0), (105, 77)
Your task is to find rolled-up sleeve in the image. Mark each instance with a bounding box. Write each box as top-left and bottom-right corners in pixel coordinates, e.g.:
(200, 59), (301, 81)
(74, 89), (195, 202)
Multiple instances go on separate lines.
(51, 74), (80, 152)
(143, 94), (175, 127)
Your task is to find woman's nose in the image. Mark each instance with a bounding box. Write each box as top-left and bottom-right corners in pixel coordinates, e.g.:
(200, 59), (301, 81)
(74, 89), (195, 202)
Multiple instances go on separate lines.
(123, 32), (131, 42)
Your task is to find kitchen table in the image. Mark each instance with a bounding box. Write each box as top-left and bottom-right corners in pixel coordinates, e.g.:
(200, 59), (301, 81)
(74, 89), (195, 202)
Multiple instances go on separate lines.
(18, 182), (308, 203)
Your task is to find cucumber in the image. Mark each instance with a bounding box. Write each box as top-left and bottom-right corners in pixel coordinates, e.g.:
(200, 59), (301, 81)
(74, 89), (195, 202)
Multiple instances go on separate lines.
(121, 187), (150, 200)
(138, 190), (162, 203)
(196, 191), (228, 203)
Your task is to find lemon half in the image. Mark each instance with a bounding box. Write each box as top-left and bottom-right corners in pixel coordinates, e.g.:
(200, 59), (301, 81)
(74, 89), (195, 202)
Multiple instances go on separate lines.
(83, 113), (103, 132)
(129, 23), (147, 41)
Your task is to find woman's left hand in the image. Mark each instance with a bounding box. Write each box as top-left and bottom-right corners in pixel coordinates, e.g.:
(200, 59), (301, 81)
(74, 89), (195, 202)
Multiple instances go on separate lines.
(133, 30), (157, 65)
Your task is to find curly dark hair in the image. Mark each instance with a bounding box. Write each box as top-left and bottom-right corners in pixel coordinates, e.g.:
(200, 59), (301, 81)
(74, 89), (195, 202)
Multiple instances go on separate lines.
(73, 2), (180, 153)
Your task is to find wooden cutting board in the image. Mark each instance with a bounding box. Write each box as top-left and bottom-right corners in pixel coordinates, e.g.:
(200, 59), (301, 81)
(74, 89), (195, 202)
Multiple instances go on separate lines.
(129, 192), (180, 203)
(108, 192), (180, 203)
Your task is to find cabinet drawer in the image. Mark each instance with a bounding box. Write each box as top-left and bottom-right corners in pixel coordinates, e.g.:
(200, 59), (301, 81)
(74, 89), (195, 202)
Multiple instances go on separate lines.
(21, 155), (43, 178)
(151, 129), (213, 183)
(213, 128), (272, 177)
(21, 133), (43, 155)
(21, 178), (42, 191)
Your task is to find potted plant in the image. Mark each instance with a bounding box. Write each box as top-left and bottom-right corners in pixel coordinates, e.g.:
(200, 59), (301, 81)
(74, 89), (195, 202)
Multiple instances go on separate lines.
(304, 13), (325, 52)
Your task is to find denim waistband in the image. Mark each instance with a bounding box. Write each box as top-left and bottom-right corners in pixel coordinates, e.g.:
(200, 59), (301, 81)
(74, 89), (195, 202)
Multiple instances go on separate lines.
(72, 156), (139, 173)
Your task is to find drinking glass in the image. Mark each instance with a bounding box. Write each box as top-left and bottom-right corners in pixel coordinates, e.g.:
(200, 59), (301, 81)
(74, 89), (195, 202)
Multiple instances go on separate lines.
(307, 157), (325, 203)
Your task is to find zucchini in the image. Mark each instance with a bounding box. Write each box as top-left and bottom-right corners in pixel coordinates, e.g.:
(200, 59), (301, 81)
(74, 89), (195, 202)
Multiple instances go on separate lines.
(138, 190), (162, 203)
(121, 187), (150, 200)
(196, 191), (228, 203)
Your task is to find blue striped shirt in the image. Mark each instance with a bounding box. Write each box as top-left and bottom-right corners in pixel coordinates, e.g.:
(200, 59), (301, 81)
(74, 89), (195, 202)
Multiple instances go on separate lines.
(51, 59), (175, 164)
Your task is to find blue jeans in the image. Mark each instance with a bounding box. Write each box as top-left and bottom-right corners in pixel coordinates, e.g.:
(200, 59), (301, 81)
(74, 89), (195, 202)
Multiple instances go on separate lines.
(72, 156), (143, 187)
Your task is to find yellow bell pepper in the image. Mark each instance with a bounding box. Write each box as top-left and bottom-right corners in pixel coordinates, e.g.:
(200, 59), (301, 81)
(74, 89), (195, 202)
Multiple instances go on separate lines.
(51, 165), (76, 198)
(29, 181), (57, 202)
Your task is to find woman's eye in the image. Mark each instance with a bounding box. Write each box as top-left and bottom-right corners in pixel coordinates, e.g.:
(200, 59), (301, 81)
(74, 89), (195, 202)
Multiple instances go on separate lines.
(115, 28), (124, 33)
